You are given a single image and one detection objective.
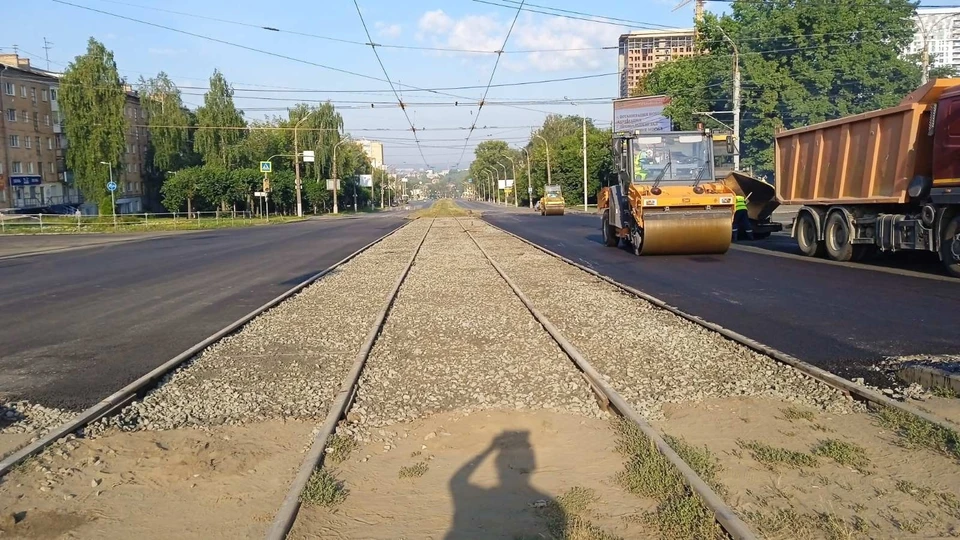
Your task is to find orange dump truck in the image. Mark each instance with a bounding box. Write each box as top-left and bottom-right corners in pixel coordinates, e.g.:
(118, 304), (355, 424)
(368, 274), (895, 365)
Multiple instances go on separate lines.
(777, 79), (960, 276)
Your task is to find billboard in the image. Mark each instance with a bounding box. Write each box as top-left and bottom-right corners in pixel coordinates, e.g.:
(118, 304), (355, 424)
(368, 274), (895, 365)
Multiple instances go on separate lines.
(497, 179), (514, 190)
(325, 179), (340, 190)
(358, 174), (373, 187)
(613, 95), (672, 133)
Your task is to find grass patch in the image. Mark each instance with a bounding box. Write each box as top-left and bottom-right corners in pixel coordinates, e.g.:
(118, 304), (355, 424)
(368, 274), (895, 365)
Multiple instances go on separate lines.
(812, 439), (871, 473)
(737, 439), (819, 469)
(325, 434), (358, 464)
(535, 487), (621, 540)
(932, 386), (958, 398)
(896, 479), (960, 519)
(780, 407), (817, 422)
(743, 503), (866, 539)
(300, 468), (347, 507)
(874, 406), (960, 461)
(409, 198), (472, 219)
(398, 461), (429, 479)
(0, 215), (303, 234)
(613, 418), (724, 539)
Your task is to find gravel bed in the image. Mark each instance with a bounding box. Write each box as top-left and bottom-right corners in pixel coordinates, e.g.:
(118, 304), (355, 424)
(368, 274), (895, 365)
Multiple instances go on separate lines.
(468, 220), (859, 420)
(340, 219), (604, 445)
(83, 220), (431, 436)
(1, 401), (75, 436)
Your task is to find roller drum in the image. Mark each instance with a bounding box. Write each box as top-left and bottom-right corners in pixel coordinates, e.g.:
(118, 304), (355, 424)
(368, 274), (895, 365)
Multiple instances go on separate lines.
(640, 209), (732, 255)
(543, 205), (565, 216)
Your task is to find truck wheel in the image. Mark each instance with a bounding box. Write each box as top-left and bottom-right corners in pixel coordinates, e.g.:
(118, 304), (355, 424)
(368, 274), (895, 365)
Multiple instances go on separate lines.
(824, 212), (855, 262)
(940, 214), (960, 278)
(796, 212), (824, 257)
(602, 211), (619, 247)
(630, 227), (643, 256)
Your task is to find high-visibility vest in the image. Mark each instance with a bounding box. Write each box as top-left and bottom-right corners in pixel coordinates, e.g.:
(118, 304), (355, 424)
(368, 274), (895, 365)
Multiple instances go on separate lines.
(735, 195), (748, 212)
(634, 154), (647, 181)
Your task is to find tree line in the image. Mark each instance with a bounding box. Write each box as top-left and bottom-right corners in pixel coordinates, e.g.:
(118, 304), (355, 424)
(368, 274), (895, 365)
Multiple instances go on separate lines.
(59, 38), (392, 215)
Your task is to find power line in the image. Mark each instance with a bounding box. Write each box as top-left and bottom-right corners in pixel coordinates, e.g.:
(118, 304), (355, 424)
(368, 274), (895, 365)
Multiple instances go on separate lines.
(495, 0), (682, 30)
(472, 0), (681, 30)
(456, 0), (526, 167)
(352, 0), (428, 167)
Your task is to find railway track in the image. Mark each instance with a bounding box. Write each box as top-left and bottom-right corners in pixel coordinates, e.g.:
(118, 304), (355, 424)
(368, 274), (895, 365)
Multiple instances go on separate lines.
(1, 215), (958, 539)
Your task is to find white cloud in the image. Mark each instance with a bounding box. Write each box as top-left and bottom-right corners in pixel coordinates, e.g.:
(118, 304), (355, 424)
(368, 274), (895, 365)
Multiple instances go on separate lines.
(375, 21), (402, 39)
(415, 10), (624, 72)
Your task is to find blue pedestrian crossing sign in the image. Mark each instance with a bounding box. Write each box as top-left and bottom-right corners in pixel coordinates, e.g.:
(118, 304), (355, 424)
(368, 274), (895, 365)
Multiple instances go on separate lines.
(260, 161), (272, 173)
(107, 181), (117, 192)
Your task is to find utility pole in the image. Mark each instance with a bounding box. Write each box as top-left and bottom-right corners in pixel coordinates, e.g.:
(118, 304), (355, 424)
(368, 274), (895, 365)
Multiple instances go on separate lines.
(506, 155), (518, 207)
(42, 38), (53, 71)
(521, 148), (533, 208)
(717, 26), (741, 171)
(582, 115), (588, 212)
(916, 13), (957, 84)
(332, 137), (351, 214)
(497, 163), (508, 205)
(535, 133), (552, 186)
(293, 110), (316, 218)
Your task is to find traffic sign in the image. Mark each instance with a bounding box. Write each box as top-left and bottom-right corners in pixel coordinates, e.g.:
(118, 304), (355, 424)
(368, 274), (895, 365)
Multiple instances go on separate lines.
(260, 161), (272, 173)
(107, 181), (117, 192)
(302, 150), (315, 163)
(254, 191), (268, 197)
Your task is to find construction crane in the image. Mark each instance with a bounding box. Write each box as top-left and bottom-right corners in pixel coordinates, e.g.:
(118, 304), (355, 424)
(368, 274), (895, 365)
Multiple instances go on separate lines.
(673, 0), (705, 23)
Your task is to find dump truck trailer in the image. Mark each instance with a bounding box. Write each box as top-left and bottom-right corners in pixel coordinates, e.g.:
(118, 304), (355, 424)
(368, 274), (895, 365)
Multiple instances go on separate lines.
(598, 129), (737, 255)
(773, 78), (960, 276)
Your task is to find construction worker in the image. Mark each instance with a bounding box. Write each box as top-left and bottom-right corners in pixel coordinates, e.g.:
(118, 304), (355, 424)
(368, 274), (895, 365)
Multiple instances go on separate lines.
(633, 152), (647, 181)
(732, 193), (754, 241)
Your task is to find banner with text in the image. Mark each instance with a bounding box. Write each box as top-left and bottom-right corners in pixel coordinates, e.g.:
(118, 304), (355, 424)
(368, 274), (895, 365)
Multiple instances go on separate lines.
(613, 95), (672, 134)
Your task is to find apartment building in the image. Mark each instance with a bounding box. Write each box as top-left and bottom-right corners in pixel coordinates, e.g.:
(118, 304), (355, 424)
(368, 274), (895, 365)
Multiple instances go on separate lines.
(618, 29), (696, 98)
(906, 7), (960, 71)
(0, 54), (77, 211)
(359, 139), (384, 169)
(118, 89), (148, 213)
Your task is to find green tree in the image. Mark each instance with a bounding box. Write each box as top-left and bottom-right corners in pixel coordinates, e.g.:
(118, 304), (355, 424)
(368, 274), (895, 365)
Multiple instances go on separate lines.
(60, 38), (127, 214)
(139, 72), (189, 172)
(160, 167), (202, 214)
(197, 165), (245, 211)
(195, 70), (245, 166)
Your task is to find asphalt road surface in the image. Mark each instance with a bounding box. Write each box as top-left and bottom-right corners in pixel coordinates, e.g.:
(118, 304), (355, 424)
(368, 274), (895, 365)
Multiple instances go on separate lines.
(460, 200), (960, 385)
(0, 214), (406, 410)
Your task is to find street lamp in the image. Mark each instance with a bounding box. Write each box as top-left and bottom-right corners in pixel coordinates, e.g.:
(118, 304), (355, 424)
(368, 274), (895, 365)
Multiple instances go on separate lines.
(534, 133), (552, 186)
(505, 155), (518, 207)
(520, 147), (533, 209)
(99, 161), (116, 227)
(293, 109), (317, 218)
(487, 167), (500, 203)
(714, 26), (741, 171)
(332, 136), (352, 215)
(916, 12), (958, 83)
(497, 163), (508, 205)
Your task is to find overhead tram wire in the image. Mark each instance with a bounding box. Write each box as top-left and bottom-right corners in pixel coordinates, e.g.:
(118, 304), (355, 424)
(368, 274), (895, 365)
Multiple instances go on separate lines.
(455, 0), (526, 168)
(352, 0), (428, 167)
(493, 0), (682, 30)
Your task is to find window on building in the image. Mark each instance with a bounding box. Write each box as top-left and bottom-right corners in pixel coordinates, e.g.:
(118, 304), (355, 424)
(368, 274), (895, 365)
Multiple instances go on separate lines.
(41, 89), (48, 102)
(6, 109), (15, 122)
(9, 135), (19, 148)
(21, 110), (28, 122)
(12, 161), (22, 173)
(0, 189), (5, 203)
(50, 88), (57, 101)
(27, 162), (34, 173)
(20, 85), (26, 98)
(0, 162), (3, 174)
(49, 162), (55, 174)
(30, 87), (36, 103)
(35, 136), (40, 149)
(3, 82), (13, 95)
(47, 137), (53, 150)
(44, 114), (50, 126)
(25, 136), (31, 149)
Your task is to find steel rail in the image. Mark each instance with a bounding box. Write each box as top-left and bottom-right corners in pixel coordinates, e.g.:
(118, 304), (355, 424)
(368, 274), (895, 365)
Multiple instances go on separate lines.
(454, 217), (758, 540)
(0, 221), (410, 476)
(265, 218), (435, 540)
(482, 218), (960, 433)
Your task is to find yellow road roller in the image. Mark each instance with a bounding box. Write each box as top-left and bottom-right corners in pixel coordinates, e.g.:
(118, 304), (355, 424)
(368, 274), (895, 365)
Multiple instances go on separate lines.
(598, 130), (736, 255)
(540, 184), (565, 216)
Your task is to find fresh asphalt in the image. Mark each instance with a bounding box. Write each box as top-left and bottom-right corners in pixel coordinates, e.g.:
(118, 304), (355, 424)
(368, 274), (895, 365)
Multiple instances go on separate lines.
(0, 213), (408, 410)
(460, 200), (959, 385)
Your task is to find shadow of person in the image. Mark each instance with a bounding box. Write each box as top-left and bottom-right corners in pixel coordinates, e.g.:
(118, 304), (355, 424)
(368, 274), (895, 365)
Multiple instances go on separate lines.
(445, 430), (564, 539)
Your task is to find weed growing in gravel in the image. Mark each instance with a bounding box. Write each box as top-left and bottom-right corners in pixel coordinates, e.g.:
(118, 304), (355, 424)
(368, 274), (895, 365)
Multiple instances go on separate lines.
(932, 386), (958, 398)
(325, 434), (358, 464)
(612, 418), (723, 539)
(536, 487), (621, 540)
(398, 462), (429, 479)
(780, 407), (816, 422)
(742, 500), (866, 540)
(410, 199), (471, 219)
(737, 439), (818, 469)
(812, 439), (871, 473)
(874, 406), (960, 461)
(896, 479), (960, 518)
(301, 468), (347, 507)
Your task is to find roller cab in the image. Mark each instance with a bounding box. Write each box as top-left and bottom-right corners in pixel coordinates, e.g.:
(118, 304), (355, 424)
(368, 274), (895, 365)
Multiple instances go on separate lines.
(598, 130), (736, 255)
(540, 184), (565, 216)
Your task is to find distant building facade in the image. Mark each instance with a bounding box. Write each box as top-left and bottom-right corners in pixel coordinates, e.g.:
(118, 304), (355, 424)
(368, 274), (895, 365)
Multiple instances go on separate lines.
(618, 29), (696, 98)
(906, 7), (960, 72)
(0, 54), (78, 211)
(359, 139), (384, 169)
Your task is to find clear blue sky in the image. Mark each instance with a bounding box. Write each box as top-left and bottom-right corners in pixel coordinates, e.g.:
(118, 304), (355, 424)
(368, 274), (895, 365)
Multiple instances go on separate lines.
(3, 0), (955, 168)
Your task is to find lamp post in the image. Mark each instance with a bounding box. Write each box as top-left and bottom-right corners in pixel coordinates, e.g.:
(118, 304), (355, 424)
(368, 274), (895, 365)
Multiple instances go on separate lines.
(916, 12), (958, 83)
(293, 109), (317, 218)
(99, 161), (115, 227)
(521, 147), (533, 208)
(332, 136), (352, 215)
(505, 155), (518, 207)
(484, 170), (494, 202)
(534, 133), (552, 186)
(497, 163), (508, 205)
(713, 25), (741, 171)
